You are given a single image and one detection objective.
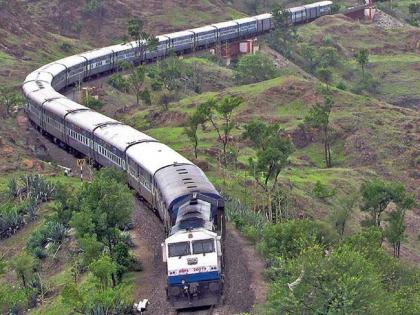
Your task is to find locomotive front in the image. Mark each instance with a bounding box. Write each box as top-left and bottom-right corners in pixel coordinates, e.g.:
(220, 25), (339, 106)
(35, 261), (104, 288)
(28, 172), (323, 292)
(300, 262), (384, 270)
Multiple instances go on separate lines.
(163, 229), (223, 308)
(160, 189), (224, 309)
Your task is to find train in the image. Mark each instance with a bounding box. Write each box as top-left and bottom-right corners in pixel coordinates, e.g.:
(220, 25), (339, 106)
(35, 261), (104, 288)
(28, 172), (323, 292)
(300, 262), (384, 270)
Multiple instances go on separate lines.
(22, 1), (332, 309)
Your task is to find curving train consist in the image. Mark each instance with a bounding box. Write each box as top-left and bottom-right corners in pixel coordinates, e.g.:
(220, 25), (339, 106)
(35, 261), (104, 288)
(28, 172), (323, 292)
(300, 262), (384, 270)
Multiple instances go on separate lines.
(22, 1), (332, 309)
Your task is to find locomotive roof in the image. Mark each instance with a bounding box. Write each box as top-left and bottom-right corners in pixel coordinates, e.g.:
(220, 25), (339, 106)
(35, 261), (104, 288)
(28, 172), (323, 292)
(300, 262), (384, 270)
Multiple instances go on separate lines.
(154, 164), (220, 209)
(126, 141), (192, 175)
(93, 124), (156, 152)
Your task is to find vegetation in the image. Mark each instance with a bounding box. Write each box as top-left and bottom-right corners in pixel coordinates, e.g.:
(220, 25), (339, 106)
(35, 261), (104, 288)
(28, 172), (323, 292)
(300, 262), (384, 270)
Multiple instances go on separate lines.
(303, 93), (334, 168)
(127, 18), (158, 59)
(235, 53), (278, 84)
(269, 5), (297, 57)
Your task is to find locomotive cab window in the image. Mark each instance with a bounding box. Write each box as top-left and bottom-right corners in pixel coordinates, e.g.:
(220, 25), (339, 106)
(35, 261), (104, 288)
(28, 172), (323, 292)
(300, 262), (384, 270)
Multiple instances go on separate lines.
(168, 242), (191, 257)
(193, 239), (215, 255)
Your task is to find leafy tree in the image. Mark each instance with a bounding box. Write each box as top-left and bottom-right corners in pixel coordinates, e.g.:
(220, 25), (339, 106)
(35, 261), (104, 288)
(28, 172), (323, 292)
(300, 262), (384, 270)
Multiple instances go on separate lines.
(77, 234), (104, 266)
(243, 120), (294, 221)
(355, 48), (369, 80)
(330, 194), (358, 237)
(119, 61), (150, 106)
(318, 46), (338, 68)
(158, 55), (189, 92)
(360, 179), (409, 228)
(198, 96), (242, 166)
(235, 53), (278, 84)
(271, 5), (298, 57)
(316, 66), (333, 89)
(127, 18), (158, 60)
(9, 252), (34, 288)
(304, 94), (333, 168)
(300, 43), (318, 71)
(70, 168), (133, 258)
(385, 193), (416, 257)
(184, 110), (206, 158)
(245, 123), (293, 193)
(408, 3), (419, 20)
(89, 254), (117, 289)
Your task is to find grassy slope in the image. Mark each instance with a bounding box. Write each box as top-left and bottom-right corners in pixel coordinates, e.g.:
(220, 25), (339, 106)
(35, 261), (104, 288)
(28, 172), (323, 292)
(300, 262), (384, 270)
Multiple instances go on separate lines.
(297, 14), (420, 107)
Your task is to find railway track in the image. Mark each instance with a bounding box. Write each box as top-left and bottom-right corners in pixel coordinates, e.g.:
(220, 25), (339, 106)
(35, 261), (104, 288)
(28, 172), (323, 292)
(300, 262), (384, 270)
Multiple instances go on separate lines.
(176, 305), (215, 315)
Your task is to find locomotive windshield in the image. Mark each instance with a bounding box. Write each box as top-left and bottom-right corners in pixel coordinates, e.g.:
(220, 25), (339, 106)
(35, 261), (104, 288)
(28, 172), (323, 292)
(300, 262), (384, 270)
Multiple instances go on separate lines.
(168, 241), (191, 257)
(192, 239), (215, 255)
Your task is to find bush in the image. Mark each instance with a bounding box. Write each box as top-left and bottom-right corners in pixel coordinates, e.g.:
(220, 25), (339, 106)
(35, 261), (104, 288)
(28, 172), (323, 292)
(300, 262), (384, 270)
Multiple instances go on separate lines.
(60, 42), (72, 52)
(336, 81), (347, 90)
(243, 225), (258, 244)
(83, 95), (103, 110)
(312, 180), (336, 199)
(26, 221), (66, 258)
(258, 219), (338, 260)
(108, 74), (129, 92)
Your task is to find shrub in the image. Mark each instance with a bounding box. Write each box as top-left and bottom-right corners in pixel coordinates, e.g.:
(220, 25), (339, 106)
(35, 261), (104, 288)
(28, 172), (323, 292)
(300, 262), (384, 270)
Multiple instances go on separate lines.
(108, 74), (129, 92)
(336, 81), (347, 90)
(258, 219), (338, 260)
(312, 180), (336, 199)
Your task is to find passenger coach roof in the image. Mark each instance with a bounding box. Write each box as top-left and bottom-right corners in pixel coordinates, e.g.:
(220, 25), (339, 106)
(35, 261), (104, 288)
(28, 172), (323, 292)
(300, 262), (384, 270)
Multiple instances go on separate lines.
(126, 141), (192, 175)
(93, 124), (156, 152)
(43, 98), (87, 118)
(65, 110), (117, 132)
(154, 164), (220, 209)
(304, 1), (332, 8)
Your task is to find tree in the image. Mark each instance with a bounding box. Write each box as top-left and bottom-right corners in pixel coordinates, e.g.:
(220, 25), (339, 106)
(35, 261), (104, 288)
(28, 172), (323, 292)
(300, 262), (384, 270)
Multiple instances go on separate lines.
(0, 86), (24, 118)
(316, 67), (333, 89)
(384, 193), (415, 258)
(271, 5), (298, 57)
(235, 53), (278, 84)
(127, 18), (158, 61)
(355, 48), (369, 80)
(198, 96), (242, 166)
(89, 254), (117, 289)
(70, 168), (133, 258)
(330, 194), (358, 237)
(128, 65), (148, 106)
(243, 120), (294, 221)
(300, 43), (318, 71)
(184, 110), (206, 158)
(304, 94), (333, 168)
(360, 179), (408, 228)
(318, 46), (338, 68)
(9, 252), (34, 288)
(408, 3), (419, 20)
